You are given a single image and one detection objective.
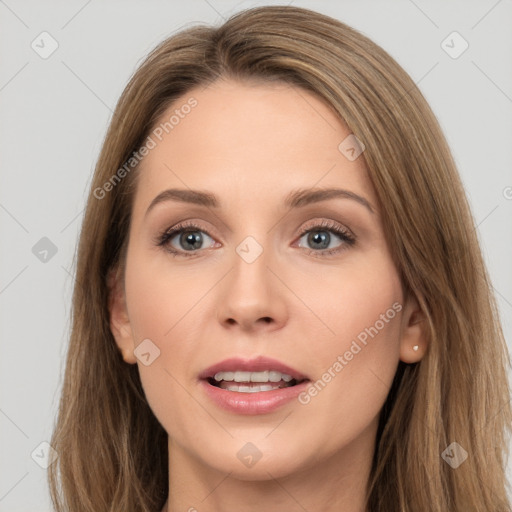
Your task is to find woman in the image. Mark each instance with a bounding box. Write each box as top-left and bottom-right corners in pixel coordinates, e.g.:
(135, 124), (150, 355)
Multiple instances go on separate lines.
(48, 5), (512, 511)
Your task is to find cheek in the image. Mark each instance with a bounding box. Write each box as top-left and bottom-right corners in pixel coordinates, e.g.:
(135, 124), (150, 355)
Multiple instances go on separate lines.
(297, 253), (403, 413)
(124, 246), (210, 342)
(123, 249), (205, 426)
(306, 253), (402, 354)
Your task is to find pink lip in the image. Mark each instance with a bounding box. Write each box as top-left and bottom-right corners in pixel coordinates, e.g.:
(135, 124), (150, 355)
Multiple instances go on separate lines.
(200, 379), (310, 415)
(198, 356), (308, 381)
(198, 356), (310, 415)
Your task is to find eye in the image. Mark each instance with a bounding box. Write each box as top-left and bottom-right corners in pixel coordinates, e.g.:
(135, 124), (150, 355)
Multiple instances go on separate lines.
(156, 221), (217, 257)
(295, 219), (356, 257)
(155, 219), (356, 258)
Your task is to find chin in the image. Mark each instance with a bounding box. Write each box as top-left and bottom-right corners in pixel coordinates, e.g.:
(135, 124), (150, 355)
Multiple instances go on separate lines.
(196, 438), (312, 481)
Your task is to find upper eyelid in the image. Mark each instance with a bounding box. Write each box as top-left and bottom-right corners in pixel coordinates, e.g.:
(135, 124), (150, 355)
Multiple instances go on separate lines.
(162, 218), (353, 244)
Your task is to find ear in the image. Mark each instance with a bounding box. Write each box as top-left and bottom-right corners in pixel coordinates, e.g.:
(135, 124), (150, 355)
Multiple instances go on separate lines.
(399, 291), (428, 364)
(107, 266), (137, 364)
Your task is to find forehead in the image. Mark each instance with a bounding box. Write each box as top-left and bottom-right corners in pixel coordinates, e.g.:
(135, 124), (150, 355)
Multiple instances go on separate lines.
(134, 78), (376, 212)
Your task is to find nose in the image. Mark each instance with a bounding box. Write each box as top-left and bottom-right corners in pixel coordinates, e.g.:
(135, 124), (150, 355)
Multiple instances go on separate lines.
(215, 240), (288, 333)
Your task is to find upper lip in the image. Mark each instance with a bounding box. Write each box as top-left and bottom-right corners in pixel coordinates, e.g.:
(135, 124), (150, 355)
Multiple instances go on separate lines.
(199, 356), (309, 381)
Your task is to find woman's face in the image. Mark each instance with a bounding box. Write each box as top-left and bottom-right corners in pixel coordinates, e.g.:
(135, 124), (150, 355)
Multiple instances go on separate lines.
(110, 78), (423, 481)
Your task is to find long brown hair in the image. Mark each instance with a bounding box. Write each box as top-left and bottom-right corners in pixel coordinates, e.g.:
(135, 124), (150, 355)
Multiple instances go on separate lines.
(48, 5), (512, 511)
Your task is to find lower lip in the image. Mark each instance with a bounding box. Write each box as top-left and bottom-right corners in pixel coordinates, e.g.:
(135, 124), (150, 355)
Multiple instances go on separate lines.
(200, 379), (310, 415)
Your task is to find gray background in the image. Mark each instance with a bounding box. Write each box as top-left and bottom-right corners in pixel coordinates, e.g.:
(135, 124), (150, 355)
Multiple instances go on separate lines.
(1, 0), (511, 510)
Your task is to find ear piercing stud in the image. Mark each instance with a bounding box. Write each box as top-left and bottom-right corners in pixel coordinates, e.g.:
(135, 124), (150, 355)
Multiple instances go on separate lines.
(412, 345), (419, 351)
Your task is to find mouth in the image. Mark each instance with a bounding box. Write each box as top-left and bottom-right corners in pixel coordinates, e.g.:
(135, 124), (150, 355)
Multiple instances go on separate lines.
(206, 370), (307, 393)
(199, 356), (311, 415)
(199, 356), (310, 394)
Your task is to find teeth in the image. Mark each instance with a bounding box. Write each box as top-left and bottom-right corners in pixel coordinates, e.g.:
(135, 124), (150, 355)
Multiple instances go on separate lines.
(234, 371), (251, 382)
(219, 382), (283, 392)
(251, 371), (269, 382)
(214, 371), (234, 382)
(213, 370), (295, 383)
(268, 371), (281, 382)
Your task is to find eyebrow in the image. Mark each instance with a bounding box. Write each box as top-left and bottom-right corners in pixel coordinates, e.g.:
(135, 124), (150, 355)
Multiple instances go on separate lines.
(145, 187), (375, 217)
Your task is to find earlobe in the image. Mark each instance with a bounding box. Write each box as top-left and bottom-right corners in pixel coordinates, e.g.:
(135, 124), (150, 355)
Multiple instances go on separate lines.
(107, 267), (137, 365)
(399, 292), (428, 364)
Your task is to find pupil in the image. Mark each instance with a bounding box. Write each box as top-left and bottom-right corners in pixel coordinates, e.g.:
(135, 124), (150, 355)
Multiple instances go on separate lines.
(181, 231), (202, 250)
(309, 231), (329, 249)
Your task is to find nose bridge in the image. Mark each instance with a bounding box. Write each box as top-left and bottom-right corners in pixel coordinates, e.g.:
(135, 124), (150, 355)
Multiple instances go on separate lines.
(229, 207), (274, 278)
(235, 234), (267, 267)
(231, 232), (272, 299)
(215, 228), (287, 330)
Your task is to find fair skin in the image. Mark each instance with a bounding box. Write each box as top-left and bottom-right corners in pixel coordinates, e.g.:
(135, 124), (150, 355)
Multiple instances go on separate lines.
(109, 78), (426, 512)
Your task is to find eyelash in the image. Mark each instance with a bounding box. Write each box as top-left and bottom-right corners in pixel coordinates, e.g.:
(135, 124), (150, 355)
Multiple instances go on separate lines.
(155, 219), (356, 259)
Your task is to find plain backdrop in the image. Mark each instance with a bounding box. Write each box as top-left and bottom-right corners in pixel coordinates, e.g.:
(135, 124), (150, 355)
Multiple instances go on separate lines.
(1, 0), (511, 510)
